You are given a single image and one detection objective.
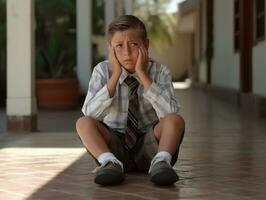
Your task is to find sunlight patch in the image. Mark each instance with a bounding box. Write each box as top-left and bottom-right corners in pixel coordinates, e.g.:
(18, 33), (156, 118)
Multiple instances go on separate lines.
(173, 78), (191, 89)
(0, 147), (86, 155)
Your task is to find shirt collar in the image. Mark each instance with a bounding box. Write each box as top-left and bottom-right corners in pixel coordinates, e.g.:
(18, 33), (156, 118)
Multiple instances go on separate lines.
(119, 68), (140, 84)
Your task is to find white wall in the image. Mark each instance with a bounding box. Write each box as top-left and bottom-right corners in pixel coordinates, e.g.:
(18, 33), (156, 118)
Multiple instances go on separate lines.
(198, 0), (207, 83)
(253, 41), (266, 96)
(199, 58), (207, 83)
(252, 0), (266, 96)
(212, 0), (239, 90)
(150, 32), (192, 81)
(150, 13), (193, 81)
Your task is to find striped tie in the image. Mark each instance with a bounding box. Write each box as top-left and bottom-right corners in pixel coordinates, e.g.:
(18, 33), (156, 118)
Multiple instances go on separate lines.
(124, 76), (140, 150)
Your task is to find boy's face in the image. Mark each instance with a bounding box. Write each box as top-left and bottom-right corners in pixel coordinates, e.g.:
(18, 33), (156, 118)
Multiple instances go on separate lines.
(109, 28), (149, 73)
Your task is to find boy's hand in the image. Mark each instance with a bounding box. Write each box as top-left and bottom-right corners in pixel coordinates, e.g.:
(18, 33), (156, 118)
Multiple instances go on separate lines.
(107, 46), (122, 97)
(135, 45), (149, 75)
(109, 46), (122, 76)
(135, 45), (152, 90)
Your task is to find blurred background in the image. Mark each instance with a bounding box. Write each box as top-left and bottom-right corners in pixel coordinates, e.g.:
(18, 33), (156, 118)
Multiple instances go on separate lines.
(1, 2), (266, 199)
(0, 0), (265, 133)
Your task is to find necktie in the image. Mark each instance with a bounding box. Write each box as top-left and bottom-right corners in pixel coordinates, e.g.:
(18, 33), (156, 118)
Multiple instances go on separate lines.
(124, 76), (140, 150)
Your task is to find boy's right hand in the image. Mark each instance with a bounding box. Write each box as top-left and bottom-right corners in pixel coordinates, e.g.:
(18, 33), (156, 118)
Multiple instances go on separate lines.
(109, 47), (122, 76)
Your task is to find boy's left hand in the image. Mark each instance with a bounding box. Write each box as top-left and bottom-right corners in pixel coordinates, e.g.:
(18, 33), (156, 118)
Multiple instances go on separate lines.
(135, 45), (149, 75)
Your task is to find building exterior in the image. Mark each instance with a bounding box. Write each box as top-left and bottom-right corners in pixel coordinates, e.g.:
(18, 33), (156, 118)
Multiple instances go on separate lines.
(178, 0), (266, 117)
(4, 0), (265, 133)
(5, 0), (133, 132)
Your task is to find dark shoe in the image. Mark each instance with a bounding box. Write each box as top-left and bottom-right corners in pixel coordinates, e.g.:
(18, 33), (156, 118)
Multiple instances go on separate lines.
(94, 161), (125, 185)
(149, 161), (179, 186)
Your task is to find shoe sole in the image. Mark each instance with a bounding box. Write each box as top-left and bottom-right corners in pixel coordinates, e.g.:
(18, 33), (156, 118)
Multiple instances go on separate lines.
(94, 169), (125, 186)
(150, 167), (179, 186)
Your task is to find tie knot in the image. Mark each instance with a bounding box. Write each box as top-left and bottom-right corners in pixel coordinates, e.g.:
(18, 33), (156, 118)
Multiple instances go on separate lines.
(125, 76), (139, 94)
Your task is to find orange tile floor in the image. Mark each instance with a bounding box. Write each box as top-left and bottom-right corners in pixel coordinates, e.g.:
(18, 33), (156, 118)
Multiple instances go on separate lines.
(0, 88), (266, 200)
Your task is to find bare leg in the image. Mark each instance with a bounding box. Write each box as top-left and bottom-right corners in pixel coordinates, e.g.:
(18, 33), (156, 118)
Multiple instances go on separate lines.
(76, 116), (125, 185)
(153, 113), (185, 155)
(76, 116), (112, 159)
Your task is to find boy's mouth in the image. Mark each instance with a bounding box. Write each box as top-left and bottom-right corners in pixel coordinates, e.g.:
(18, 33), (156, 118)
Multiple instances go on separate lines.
(123, 59), (133, 63)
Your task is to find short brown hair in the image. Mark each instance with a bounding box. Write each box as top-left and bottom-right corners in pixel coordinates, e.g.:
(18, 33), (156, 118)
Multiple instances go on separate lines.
(107, 15), (147, 42)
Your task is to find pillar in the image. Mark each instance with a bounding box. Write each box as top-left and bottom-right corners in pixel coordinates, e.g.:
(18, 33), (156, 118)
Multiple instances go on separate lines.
(77, 0), (92, 94)
(6, 0), (37, 132)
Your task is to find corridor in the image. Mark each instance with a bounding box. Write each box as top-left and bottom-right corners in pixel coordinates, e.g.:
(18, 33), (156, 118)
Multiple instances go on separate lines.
(0, 87), (266, 200)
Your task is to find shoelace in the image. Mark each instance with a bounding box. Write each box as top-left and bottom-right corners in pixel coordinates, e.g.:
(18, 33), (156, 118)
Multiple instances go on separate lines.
(92, 158), (124, 173)
(148, 156), (171, 173)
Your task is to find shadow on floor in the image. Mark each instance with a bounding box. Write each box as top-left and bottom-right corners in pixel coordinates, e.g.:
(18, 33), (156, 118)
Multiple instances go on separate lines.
(1, 88), (266, 199)
(27, 153), (184, 200)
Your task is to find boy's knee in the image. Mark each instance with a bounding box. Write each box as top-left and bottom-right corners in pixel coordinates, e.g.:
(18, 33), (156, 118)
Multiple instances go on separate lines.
(164, 113), (185, 127)
(76, 116), (97, 133)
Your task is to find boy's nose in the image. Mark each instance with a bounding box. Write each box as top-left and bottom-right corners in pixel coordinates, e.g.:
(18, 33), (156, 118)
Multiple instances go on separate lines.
(122, 45), (131, 56)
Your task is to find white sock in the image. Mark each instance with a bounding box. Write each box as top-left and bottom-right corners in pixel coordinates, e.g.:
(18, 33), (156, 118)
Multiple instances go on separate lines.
(97, 152), (123, 168)
(152, 151), (172, 165)
(98, 152), (116, 164)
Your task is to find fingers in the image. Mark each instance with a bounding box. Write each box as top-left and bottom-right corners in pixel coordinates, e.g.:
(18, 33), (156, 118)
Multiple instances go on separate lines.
(109, 47), (122, 75)
(138, 45), (148, 64)
(109, 47), (117, 62)
(110, 46), (115, 56)
(135, 44), (149, 74)
(140, 45), (148, 60)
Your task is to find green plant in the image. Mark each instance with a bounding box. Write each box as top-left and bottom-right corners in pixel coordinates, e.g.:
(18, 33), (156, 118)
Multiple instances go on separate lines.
(133, 0), (176, 48)
(92, 0), (106, 67)
(35, 0), (76, 79)
(92, 0), (105, 35)
(36, 31), (76, 79)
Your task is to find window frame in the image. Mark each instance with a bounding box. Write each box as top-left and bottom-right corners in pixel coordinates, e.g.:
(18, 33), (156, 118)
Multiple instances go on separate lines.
(254, 0), (265, 44)
(234, 0), (240, 52)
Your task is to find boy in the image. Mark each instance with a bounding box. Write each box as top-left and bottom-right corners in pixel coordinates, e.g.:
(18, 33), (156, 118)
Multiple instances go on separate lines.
(76, 15), (185, 186)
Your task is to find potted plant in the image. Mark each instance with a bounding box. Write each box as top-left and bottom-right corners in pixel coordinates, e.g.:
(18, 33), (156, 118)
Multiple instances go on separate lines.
(35, 0), (79, 109)
(36, 31), (79, 109)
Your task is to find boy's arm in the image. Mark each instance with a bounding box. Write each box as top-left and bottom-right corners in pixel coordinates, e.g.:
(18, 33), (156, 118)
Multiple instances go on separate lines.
(135, 46), (152, 90)
(82, 65), (115, 120)
(135, 47), (180, 118)
(107, 47), (122, 97)
(82, 48), (121, 120)
(142, 65), (180, 119)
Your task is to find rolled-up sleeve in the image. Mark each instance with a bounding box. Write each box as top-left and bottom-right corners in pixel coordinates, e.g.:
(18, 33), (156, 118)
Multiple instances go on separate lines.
(82, 65), (113, 120)
(143, 66), (180, 119)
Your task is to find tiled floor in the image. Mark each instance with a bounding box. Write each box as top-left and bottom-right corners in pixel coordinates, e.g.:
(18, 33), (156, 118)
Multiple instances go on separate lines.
(0, 88), (266, 200)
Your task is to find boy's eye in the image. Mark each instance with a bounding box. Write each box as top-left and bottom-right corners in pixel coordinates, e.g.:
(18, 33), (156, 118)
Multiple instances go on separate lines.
(115, 44), (122, 49)
(130, 43), (138, 47)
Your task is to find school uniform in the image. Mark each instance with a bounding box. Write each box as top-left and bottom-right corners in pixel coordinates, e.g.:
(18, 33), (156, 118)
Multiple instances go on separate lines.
(82, 59), (181, 172)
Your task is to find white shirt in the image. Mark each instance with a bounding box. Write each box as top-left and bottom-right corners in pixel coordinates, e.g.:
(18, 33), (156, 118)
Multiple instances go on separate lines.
(82, 59), (180, 133)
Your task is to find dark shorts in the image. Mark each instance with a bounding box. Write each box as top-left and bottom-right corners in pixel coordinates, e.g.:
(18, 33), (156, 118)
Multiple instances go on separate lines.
(103, 123), (179, 173)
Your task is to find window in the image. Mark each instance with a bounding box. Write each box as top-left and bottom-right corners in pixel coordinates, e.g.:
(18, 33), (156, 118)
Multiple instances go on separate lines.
(234, 0), (240, 51)
(254, 0), (265, 42)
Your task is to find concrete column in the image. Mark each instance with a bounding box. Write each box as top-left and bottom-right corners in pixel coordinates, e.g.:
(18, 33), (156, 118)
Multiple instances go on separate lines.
(6, 0), (37, 132)
(124, 0), (133, 14)
(77, 0), (92, 94)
